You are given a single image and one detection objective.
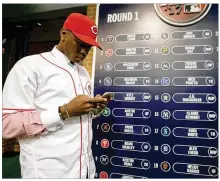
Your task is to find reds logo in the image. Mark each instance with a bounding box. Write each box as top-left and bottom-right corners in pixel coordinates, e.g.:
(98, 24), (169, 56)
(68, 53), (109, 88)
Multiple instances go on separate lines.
(91, 26), (98, 35)
(105, 48), (113, 57)
(154, 4), (212, 26)
(85, 81), (92, 97)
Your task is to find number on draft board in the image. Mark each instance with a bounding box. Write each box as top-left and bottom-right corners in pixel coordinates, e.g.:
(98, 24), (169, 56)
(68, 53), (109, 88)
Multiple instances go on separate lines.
(215, 31), (219, 36)
(210, 131), (217, 137)
(176, 4), (182, 15)
(155, 79), (159, 84)
(96, 140), (98, 145)
(155, 129), (159, 133)
(154, 163), (159, 168)
(168, 5), (175, 15)
(135, 12), (139, 20)
(99, 79), (102, 84)
(155, 95), (159, 100)
(155, 64), (159, 68)
(100, 65), (102, 69)
(97, 125), (99, 129)
(155, 112), (159, 116)
(154, 146), (159, 151)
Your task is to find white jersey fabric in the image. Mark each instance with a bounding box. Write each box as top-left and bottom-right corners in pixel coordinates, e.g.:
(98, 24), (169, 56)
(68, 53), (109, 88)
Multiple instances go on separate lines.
(3, 46), (95, 178)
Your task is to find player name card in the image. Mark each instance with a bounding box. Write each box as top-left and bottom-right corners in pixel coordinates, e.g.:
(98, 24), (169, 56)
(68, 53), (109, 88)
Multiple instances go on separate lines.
(172, 93), (216, 103)
(172, 110), (217, 121)
(173, 127), (218, 139)
(172, 163), (218, 177)
(172, 45), (213, 55)
(113, 92), (151, 102)
(111, 140), (151, 152)
(112, 124), (151, 135)
(172, 60), (214, 70)
(171, 30), (212, 40)
(116, 33), (151, 42)
(172, 77), (215, 86)
(114, 62), (152, 71)
(115, 47), (151, 56)
(110, 156), (150, 169)
(173, 145), (218, 158)
(112, 108), (151, 118)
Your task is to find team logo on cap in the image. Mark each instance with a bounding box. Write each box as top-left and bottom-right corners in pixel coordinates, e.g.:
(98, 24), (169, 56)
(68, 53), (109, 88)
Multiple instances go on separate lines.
(85, 81), (92, 97)
(154, 4), (212, 26)
(91, 26), (98, 35)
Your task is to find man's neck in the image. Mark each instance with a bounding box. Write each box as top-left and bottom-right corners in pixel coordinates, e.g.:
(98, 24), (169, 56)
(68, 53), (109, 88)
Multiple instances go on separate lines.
(56, 44), (76, 65)
(56, 44), (64, 55)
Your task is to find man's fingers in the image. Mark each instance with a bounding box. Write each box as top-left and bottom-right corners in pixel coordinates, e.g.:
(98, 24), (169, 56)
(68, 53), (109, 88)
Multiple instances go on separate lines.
(95, 94), (101, 98)
(88, 97), (107, 103)
(84, 103), (96, 109)
(97, 103), (106, 109)
(85, 108), (94, 113)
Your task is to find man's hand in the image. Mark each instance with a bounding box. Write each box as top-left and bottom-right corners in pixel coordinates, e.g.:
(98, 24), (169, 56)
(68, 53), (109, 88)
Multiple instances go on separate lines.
(61, 95), (107, 117)
(94, 94), (108, 112)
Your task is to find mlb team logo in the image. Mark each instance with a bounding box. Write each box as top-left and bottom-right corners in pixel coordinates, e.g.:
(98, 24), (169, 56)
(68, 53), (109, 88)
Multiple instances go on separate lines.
(154, 4), (212, 26)
(106, 35), (114, 43)
(101, 123), (110, 132)
(105, 48), (113, 57)
(85, 81), (92, 97)
(101, 139), (109, 148)
(99, 171), (108, 178)
(91, 26), (98, 35)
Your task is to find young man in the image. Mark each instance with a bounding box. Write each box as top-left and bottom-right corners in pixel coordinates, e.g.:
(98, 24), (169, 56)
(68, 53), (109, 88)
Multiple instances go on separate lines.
(3, 13), (108, 178)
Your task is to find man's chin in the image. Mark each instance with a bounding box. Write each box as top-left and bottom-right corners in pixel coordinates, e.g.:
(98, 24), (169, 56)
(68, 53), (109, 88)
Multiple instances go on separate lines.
(73, 57), (84, 65)
(73, 58), (81, 64)
(78, 61), (83, 65)
(76, 60), (83, 65)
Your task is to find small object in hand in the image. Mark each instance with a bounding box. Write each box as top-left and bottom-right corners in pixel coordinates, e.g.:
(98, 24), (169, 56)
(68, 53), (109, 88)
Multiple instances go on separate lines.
(91, 108), (100, 115)
(91, 92), (114, 115)
(101, 92), (115, 101)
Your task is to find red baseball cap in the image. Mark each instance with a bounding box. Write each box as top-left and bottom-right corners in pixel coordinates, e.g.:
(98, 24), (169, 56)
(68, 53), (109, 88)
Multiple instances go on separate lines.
(63, 13), (102, 50)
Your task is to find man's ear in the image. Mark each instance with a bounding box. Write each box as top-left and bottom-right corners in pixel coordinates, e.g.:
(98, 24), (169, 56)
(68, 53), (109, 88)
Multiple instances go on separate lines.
(60, 28), (68, 41)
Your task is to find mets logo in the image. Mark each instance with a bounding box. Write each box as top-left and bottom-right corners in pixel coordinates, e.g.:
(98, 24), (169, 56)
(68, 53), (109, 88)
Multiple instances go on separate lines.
(154, 4), (212, 26)
(91, 26), (98, 35)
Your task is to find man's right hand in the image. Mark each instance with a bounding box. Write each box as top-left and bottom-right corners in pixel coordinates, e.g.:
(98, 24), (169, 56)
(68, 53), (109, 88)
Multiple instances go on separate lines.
(60, 95), (108, 118)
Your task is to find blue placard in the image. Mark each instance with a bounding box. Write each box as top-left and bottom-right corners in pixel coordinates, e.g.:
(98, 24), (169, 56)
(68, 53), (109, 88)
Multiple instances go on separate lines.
(92, 4), (218, 178)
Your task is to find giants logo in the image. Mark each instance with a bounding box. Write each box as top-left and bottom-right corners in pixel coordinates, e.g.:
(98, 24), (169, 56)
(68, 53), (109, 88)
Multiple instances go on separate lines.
(154, 4), (212, 26)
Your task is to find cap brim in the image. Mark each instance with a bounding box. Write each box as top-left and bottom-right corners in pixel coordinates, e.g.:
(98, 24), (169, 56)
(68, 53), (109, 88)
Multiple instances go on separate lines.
(73, 32), (102, 50)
